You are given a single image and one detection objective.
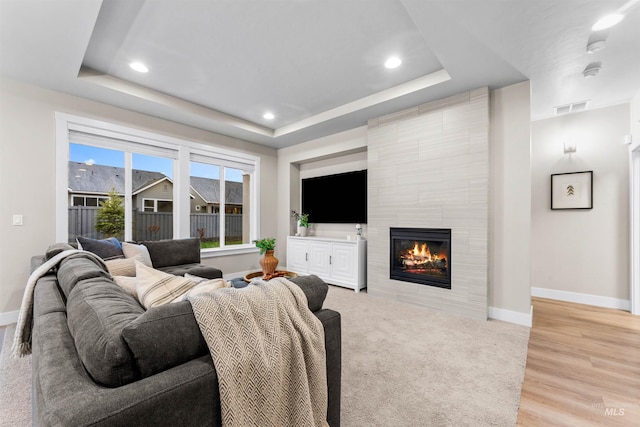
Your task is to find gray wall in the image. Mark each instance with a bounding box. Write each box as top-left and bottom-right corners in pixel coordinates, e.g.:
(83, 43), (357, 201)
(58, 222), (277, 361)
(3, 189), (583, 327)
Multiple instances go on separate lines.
(531, 103), (630, 303)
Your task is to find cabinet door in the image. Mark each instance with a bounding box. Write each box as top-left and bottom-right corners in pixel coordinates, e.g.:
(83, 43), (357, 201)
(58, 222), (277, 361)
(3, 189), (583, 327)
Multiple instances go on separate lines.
(308, 241), (331, 277)
(287, 239), (308, 273)
(330, 242), (357, 283)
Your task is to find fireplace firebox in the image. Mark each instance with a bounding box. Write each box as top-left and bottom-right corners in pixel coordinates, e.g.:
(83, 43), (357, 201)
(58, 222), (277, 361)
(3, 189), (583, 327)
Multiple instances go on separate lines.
(390, 228), (451, 289)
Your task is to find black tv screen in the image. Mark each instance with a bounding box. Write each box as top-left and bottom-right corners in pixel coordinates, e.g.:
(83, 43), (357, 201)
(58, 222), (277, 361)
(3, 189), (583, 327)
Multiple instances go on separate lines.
(302, 170), (367, 224)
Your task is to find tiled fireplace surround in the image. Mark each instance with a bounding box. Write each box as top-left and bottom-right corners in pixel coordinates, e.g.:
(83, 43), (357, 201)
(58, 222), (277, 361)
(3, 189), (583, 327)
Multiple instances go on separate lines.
(367, 88), (489, 320)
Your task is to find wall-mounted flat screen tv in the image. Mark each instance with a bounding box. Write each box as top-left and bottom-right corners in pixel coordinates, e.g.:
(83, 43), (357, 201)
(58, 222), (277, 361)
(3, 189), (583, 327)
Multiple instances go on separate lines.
(302, 170), (367, 224)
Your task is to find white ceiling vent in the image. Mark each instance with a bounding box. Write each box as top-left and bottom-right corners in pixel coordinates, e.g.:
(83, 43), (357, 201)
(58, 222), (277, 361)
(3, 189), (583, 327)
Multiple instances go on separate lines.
(554, 100), (590, 116)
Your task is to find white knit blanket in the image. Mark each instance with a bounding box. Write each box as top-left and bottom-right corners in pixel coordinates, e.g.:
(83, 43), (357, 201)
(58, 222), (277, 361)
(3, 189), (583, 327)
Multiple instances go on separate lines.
(12, 249), (107, 358)
(188, 277), (329, 427)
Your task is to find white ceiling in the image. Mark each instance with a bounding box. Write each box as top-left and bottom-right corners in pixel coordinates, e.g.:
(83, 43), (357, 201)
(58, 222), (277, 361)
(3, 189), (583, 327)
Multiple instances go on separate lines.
(1, 0), (639, 149)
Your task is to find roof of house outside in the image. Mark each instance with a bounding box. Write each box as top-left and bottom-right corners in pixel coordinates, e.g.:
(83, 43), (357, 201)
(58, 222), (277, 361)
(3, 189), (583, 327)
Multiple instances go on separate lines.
(68, 162), (242, 204)
(190, 176), (243, 205)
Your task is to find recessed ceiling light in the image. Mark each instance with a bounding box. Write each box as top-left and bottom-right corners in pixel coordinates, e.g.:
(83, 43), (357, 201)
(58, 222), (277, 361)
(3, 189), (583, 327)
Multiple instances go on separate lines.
(592, 13), (624, 31)
(384, 56), (402, 69)
(129, 62), (149, 73)
(263, 112), (275, 120)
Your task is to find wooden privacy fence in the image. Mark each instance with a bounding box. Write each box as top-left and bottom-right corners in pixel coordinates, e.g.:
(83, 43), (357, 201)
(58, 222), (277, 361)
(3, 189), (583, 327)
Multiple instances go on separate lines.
(68, 207), (242, 242)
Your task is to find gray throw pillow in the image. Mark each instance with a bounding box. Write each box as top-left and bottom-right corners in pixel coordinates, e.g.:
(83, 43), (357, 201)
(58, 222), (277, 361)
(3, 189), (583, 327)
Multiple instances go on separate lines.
(121, 301), (208, 378)
(77, 236), (124, 260)
(141, 238), (200, 268)
(288, 275), (328, 312)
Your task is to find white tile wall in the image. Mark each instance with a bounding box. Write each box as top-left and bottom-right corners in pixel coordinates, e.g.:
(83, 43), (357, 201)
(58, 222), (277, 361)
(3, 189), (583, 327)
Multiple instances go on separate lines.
(367, 88), (489, 320)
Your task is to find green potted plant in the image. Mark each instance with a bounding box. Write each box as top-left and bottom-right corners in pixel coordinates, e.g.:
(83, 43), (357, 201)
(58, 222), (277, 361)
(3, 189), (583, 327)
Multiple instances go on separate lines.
(291, 210), (310, 237)
(253, 237), (278, 275)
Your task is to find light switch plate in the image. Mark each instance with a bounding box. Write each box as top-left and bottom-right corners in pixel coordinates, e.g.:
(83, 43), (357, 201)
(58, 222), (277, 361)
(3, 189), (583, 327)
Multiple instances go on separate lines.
(13, 214), (23, 226)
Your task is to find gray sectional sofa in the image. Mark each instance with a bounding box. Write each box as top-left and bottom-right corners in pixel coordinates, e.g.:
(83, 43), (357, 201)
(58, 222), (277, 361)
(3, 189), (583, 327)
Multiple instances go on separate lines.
(30, 239), (341, 426)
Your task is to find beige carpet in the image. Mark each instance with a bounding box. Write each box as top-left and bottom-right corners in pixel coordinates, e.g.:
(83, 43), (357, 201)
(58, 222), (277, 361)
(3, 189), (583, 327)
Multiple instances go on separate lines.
(0, 286), (529, 427)
(0, 325), (31, 427)
(324, 285), (530, 426)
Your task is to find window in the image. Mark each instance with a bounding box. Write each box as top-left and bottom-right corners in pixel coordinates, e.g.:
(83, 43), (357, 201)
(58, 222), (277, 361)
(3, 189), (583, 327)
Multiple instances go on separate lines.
(189, 161), (252, 249)
(142, 198), (173, 212)
(71, 196), (108, 207)
(57, 113), (259, 255)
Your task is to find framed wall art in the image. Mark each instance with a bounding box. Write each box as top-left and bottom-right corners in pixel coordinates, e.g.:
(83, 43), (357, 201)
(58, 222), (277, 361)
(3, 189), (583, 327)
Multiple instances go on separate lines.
(551, 171), (593, 210)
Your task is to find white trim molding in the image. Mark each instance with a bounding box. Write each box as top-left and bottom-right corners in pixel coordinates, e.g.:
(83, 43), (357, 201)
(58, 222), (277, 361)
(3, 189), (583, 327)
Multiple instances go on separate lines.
(532, 287), (630, 311)
(0, 310), (19, 326)
(488, 305), (533, 328)
(55, 112), (261, 250)
(630, 140), (640, 315)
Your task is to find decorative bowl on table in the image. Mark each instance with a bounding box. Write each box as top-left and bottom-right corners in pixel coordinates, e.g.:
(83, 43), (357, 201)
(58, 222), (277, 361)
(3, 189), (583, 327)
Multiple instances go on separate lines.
(244, 270), (298, 282)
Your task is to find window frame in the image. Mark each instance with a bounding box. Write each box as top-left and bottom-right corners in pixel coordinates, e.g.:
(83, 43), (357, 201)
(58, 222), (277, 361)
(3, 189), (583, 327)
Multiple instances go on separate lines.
(56, 112), (260, 256)
(142, 198), (173, 213)
(71, 195), (108, 207)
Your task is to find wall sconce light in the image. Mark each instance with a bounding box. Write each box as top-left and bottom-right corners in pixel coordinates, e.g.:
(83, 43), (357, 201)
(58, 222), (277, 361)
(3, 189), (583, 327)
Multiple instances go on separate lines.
(564, 141), (577, 154)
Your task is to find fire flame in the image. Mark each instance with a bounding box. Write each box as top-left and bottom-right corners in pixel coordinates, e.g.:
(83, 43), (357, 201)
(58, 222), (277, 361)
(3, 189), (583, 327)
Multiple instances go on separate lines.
(400, 241), (447, 269)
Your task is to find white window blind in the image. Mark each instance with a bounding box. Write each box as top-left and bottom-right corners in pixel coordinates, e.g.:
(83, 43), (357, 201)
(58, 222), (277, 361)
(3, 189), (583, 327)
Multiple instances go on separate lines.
(190, 151), (255, 174)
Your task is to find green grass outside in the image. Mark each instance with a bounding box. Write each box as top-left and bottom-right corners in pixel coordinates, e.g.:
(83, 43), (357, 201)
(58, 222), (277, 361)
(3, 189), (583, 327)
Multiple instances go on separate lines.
(200, 240), (243, 249)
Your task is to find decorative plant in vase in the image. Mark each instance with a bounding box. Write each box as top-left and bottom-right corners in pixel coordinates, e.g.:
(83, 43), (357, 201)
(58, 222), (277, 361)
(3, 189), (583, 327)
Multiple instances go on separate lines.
(253, 237), (278, 276)
(291, 210), (310, 237)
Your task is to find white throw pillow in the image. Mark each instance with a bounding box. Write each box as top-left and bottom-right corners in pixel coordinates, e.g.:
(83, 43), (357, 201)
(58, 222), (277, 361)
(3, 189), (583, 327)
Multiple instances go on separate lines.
(112, 276), (139, 300)
(178, 278), (232, 301)
(122, 242), (153, 267)
(105, 255), (141, 277)
(135, 261), (196, 309)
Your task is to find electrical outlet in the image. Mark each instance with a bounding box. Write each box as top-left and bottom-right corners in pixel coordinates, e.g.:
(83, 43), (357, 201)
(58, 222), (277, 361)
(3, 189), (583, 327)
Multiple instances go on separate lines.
(13, 214), (23, 226)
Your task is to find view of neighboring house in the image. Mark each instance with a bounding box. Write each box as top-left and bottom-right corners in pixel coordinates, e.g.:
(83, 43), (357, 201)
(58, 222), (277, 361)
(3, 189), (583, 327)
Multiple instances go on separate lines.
(68, 161), (243, 214)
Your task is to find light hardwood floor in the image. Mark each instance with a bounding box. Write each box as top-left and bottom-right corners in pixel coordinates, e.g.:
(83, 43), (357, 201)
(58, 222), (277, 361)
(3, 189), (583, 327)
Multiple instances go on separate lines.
(517, 297), (640, 426)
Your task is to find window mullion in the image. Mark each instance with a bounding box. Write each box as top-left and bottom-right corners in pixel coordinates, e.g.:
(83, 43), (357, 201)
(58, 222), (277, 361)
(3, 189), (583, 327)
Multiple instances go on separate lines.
(124, 152), (133, 241)
(219, 167), (226, 248)
(176, 146), (190, 239)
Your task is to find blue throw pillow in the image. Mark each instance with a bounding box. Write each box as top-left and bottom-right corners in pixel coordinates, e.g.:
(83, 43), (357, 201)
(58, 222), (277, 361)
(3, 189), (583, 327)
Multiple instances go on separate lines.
(77, 236), (124, 261)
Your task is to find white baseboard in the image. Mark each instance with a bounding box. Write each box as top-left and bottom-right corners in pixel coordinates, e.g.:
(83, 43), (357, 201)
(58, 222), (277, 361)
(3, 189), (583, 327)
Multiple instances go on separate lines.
(0, 311), (19, 326)
(531, 287), (630, 311)
(488, 305), (532, 328)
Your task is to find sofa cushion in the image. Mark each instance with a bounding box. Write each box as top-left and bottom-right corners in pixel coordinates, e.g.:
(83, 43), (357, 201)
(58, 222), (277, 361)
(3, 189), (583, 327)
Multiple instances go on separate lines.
(77, 236), (124, 260)
(66, 278), (144, 387)
(121, 300), (209, 379)
(33, 276), (66, 317)
(289, 275), (328, 312)
(158, 263), (223, 279)
(105, 256), (141, 277)
(135, 261), (196, 308)
(141, 238), (200, 268)
(180, 278), (231, 300)
(57, 255), (111, 298)
(45, 242), (75, 260)
(121, 242), (153, 267)
(112, 276), (139, 300)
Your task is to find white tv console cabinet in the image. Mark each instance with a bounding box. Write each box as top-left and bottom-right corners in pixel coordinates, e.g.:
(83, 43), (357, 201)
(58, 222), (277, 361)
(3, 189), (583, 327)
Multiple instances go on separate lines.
(287, 236), (366, 292)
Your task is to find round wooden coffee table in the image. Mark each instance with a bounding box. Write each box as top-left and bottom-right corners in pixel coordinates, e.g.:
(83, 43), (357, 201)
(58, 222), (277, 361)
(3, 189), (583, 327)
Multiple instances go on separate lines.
(243, 270), (298, 282)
